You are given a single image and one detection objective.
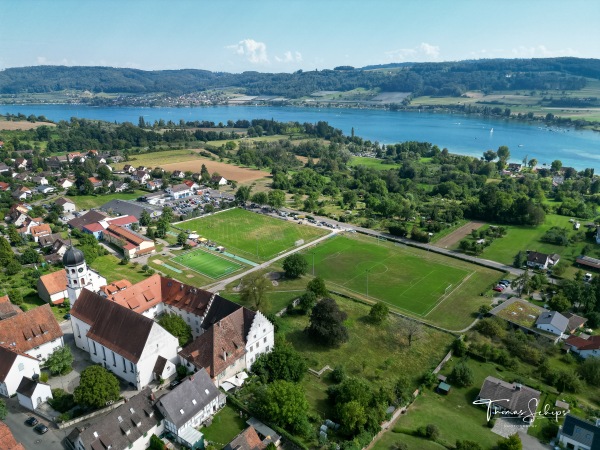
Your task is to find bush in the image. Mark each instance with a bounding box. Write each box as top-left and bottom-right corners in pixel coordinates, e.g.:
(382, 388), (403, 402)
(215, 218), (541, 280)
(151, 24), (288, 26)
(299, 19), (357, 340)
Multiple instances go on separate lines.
(40, 372), (49, 383)
(49, 389), (75, 413)
(330, 365), (347, 384)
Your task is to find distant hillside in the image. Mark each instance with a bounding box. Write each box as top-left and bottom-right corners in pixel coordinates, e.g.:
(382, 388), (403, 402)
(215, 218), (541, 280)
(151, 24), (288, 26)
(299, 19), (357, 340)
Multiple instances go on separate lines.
(1, 58), (598, 98)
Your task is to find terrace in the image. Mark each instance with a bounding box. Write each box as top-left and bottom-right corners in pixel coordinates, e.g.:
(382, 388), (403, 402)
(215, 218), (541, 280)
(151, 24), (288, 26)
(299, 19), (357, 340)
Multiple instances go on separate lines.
(490, 297), (545, 329)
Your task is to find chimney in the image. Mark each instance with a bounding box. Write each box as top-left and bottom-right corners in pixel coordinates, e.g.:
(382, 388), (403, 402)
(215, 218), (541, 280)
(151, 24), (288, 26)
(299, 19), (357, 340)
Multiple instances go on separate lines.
(223, 350), (227, 361)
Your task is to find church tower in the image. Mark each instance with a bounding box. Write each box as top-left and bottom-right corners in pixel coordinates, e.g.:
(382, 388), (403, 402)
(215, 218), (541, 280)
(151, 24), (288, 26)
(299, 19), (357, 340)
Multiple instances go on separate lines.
(63, 246), (92, 305)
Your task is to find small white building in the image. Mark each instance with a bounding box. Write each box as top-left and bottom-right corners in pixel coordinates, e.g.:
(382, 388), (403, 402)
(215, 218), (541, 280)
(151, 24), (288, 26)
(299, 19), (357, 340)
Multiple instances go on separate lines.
(565, 335), (600, 359)
(0, 346), (41, 398)
(55, 197), (76, 213)
(166, 183), (193, 199)
(535, 311), (569, 336)
(210, 175), (228, 186)
(156, 369), (225, 448)
(16, 377), (53, 411)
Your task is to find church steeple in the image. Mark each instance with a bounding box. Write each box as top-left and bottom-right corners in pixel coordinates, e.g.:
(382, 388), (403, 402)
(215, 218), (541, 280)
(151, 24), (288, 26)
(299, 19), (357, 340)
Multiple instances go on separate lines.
(63, 246), (91, 305)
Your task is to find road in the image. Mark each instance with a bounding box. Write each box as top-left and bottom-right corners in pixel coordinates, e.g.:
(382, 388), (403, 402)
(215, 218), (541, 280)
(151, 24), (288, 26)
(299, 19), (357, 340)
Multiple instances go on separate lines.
(4, 398), (67, 450)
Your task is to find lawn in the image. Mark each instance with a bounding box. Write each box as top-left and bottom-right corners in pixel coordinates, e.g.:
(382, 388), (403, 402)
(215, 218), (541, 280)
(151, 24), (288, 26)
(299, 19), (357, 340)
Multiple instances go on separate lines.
(66, 190), (145, 210)
(171, 248), (242, 279)
(479, 214), (585, 267)
(222, 289), (303, 316)
(90, 254), (150, 284)
(348, 157), (401, 170)
(201, 404), (247, 449)
(303, 234), (500, 329)
(177, 208), (329, 262)
(373, 431), (446, 450)
(112, 149), (204, 170)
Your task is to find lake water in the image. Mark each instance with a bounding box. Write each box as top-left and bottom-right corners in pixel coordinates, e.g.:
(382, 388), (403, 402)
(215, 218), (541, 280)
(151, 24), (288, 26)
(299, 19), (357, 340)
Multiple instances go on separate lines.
(3, 104), (600, 171)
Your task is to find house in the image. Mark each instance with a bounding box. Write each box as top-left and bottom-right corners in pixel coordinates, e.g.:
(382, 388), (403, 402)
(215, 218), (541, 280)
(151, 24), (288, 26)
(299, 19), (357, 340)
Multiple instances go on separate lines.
(0, 294), (20, 320)
(47, 156), (69, 170)
(11, 185), (32, 200)
(245, 418), (281, 447)
(565, 335), (600, 359)
(507, 163), (522, 172)
(38, 232), (63, 248)
(100, 200), (161, 220)
(535, 311), (569, 336)
(166, 183), (193, 199)
(87, 177), (103, 190)
(55, 197), (76, 213)
(30, 223), (52, 242)
(0, 162), (11, 174)
(558, 413), (600, 450)
(57, 178), (74, 189)
(123, 164), (136, 174)
(102, 224), (155, 258)
(0, 346), (41, 397)
(37, 270), (69, 304)
(137, 166), (149, 172)
(17, 216), (42, 236)
(564, 312), (588, 334)
(68, 210), (109, 231)
(156, 369), (225, 449)
(475, 376), (540, 423)
(100, 275), (162, 319)
(71, 388), (164, 450)
(183, 180), (200, 191)
(0, 181), (10, 191)
(146, 180), (163, 191)
(0, 422), (26, 450)
(526, 251), (560, 270)
(16, 377), (52, 411)
(224, 427), (266, 450)
(70, 289), (179, 390)
(211, 175), (228, 186)
(45, 238), (70, 264)
(36, 185), (55, 194)
(172, 170), (185, 179)
(82, 222), (105, 239)
(67, 152), (85, 162)
(133, 170), (151, 184)
(179, 296), (274, 386)
(14, 158), (28, 170)
(32, 176), (48, 185)
(0, 304), (64, 361)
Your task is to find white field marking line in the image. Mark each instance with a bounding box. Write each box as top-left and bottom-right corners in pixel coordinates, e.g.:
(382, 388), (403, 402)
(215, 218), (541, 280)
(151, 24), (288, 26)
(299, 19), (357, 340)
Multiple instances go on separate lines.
(171, 249), (242, 279)
(423, 271), (476, 317)
(341, 255), (395, 287)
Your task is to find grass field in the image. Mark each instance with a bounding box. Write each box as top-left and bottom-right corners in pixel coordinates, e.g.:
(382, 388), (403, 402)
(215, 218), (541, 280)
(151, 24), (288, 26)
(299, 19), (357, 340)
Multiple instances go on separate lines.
(201, 404), (247, 449)
(90, 254), (150, 285)
(171, 248), (241, 279)
(66, 190), (145, 210)
(349, 156), (401, 169)
(306, 235), (469, 316)
(178, 208), (329, 262)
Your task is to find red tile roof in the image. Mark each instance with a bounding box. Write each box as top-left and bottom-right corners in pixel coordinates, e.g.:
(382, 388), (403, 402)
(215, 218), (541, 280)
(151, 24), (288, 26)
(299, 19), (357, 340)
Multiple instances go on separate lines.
(0, 304), (63, 354)
(0, 422), (26, 450)
(107, 274), (162, 313)
(83, 222), (105, 233)
(106, 215), (138, 226)
(38, 269), (67, 295)
(31, 223), (52, 237)
(566, 335), (600, 351)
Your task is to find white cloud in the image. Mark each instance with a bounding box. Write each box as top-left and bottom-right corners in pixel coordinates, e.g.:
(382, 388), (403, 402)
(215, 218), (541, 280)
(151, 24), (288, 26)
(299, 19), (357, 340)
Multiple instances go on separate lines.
(275, 50), (303, 63)
(511, 45), (577, 58)
(227, 39), (269, 64)
(385, 42), (440, 62)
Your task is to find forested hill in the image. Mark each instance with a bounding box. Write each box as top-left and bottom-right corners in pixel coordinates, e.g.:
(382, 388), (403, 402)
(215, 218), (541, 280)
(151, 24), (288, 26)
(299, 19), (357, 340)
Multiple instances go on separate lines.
(1, 57), (599, 97)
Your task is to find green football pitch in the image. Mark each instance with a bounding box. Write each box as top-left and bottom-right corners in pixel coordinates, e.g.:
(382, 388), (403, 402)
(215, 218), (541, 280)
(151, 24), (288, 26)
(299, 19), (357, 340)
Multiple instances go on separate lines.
(171, 248), (241, 279)
(305, 235), (472, 316)
(178, 208), (328, 262)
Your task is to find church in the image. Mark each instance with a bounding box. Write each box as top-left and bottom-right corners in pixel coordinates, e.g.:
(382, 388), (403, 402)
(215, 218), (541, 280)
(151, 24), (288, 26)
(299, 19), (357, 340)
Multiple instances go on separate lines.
(65, 245), (274, 390)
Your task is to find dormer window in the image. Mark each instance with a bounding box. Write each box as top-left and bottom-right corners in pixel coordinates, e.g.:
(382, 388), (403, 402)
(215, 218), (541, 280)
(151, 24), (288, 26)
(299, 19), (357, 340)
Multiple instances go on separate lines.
(192, 399), (197, 405)
(180, 409), (184, 414)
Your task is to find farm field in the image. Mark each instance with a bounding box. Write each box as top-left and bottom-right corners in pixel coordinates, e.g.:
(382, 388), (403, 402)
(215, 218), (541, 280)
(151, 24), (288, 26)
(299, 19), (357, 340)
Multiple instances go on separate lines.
(303, 234), (499, 327)
(0, 119), (56, 130)
(112, 148), (269, 183)
(177, 208), (329, 262)
(171, 248), (242, 279)
(66, 190), (146, 210)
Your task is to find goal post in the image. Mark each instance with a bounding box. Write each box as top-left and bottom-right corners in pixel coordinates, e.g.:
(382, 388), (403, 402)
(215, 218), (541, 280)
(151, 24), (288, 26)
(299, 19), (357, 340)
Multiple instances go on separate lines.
(444, 284), (453, 295)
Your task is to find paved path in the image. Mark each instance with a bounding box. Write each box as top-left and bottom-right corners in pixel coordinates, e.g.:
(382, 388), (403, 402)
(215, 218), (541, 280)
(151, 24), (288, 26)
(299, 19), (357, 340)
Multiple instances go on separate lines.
(202, 229), (339, 293)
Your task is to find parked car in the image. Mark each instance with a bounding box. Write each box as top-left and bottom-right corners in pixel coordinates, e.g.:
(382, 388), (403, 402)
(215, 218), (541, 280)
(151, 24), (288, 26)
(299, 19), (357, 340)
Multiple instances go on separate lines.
(25, 417), (38, 427)
(499, 279), (511, 286)
(584, 273), (593, 282)
(498, 281), (510, 287)
(169, 379), (180, 390)
(493, 285), (505, 292)
(63, 313), (71, 320)
(34, 424), (49, 434)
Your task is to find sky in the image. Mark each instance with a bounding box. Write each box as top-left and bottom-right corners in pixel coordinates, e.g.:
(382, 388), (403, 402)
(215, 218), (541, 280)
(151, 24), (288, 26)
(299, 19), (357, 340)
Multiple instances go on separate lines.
(1, 0), (599, 73)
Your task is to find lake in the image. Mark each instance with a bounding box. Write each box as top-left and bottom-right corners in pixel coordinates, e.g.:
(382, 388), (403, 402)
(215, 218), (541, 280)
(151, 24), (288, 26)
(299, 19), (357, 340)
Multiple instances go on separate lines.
(2, 104), (600, 171)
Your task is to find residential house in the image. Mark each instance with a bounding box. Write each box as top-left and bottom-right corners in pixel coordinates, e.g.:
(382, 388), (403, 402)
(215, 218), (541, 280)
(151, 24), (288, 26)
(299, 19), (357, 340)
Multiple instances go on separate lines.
(112, 180), (129, 192)
(0, 181), (10, 191)
(7, 204), (30, 225)
(32, 176), (48, 185)
(67, 152), (85, 163)
(11, 186), (32, 200)
(0, 346), (41, 398)
(57, 178), (74, 189)
(146, 180), (163, 191)
(210, 175), (228, 186)
(137, 166), (149, 172)
(183, 180), (200, 191)
(47, 156), (69, 170)
(558, 413), (600, 450)
(507, 163), (522, 172)
(37, 269), (70, 304)
(0, 295), (20, 320)
(156, 369), (225, 449)
(70, 289), (179, 390)
(526, 251), (560, 270)
(102, 224), (155, 258)
(14, 158), (28, 170)
(565, 335), (600, 359)
(535, 311), (569, 336)
(0, 422), (26, 450)
(245, 419), (281, 447)
(0, 162), (11, 174)
(45, 238), (70, 264)
(166, 183), (193, 199)
(37, 185), (55, 194)
(564, 312), (588, 334)
(133, 170), (151, 183)
(0, 304), (64, 361)
(172, 170), (185, 179)
(71, 388), (164, 450)
(38, 232), (63, 248)
(68, 210), (109, 231)
(55, 197), (76, 213)
(12, 172), (30, 182)
(123, 164), (136, 174)
(224, 427), (267, 450)
(17, 216), (42, 237)
(16, 377), (52, 411)
(87, 177), (104, 190)
(30, 223), (52, 242)
(475, 376), (540, 423)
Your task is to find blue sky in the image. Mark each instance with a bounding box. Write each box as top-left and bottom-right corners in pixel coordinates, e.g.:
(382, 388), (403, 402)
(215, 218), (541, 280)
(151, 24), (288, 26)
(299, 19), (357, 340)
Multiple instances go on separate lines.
(1, 0), (598, 72)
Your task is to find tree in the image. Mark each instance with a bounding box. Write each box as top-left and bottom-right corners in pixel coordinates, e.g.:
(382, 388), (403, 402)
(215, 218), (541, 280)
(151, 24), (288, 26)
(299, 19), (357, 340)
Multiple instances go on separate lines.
(298, 291), (317, 315)
(251, 343), (307, 383)
(149, 434), (165, 450)
(306, 276), (328, 298)
(455, 441), (483, 450)
(368, 302), (389, 324)
(251, 191), (269, 206)
(7, 288), (23, 305)
(404, 320), (422, 346)
(496, 434), (522, 450)
(19, 247), (41, 264)
(548, 292), (571, 312)
(268, 189), (286, 209)
(482, 150), (497, 162)
(139, 210), (152, 226)
(578, 357), (600, 386)
(252, 380), (310, 436)
(513, 251), (527, 268)
(551, 160), (563, 173)
(450, 360), (474, 387)
(497, 145), (510, 161)
(74, 366), (120, 409)
(0, 399), (6, 420)
(282, 254), (308, 278)
(158, 313), (192, 346)
(337, 400), (367, 436)
(239, 272), (270, 311)
(176, 232), (187, 246)
(306, 298), (349, 346)
(5, 260), (21, 276)
(528, 158), (538, 168)
(46, 346), (73, 376)
(235, 185), (252, 205)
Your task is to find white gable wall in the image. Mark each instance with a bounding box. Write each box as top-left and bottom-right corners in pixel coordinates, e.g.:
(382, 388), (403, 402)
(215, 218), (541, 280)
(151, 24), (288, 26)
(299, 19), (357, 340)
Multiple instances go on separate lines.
(136, 323), (179, 389)
(17, 383), (52, 411)
(244, 311), (274, 371)
(25, 337), (64, 362)
(0, 355), (40, 397)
